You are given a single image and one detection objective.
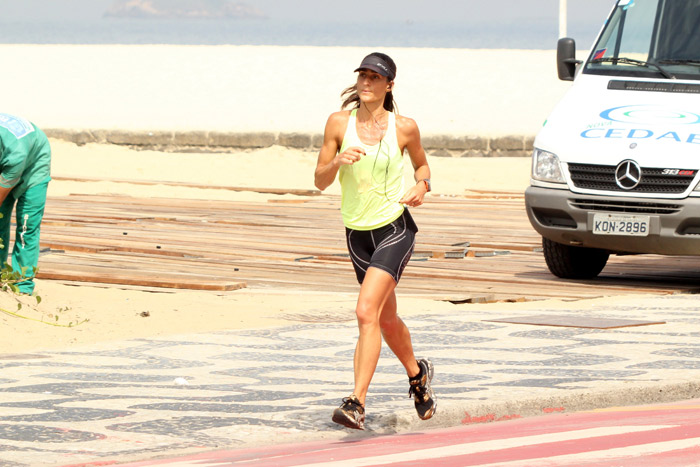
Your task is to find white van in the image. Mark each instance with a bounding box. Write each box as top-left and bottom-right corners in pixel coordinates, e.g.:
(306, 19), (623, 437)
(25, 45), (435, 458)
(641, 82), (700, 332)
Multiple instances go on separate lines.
(525, 0), (700, 279)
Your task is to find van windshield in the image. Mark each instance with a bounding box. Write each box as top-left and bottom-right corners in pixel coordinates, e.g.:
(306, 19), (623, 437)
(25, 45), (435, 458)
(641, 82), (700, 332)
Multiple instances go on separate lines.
(585, 0), (700, 80)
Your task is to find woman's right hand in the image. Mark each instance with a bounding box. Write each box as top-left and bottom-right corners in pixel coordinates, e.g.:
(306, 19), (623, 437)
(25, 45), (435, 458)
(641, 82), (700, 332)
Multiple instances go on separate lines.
(334, 147), (365, 167)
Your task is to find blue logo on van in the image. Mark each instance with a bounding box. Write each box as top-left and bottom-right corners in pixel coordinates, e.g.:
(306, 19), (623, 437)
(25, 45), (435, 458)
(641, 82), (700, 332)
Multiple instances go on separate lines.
(600, 105), (700, 125)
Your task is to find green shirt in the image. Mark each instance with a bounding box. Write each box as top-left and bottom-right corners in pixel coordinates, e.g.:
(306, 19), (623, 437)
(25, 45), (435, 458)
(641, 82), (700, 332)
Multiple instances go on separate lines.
(0, 114), (51, 198)
(339, 109), (405, 230)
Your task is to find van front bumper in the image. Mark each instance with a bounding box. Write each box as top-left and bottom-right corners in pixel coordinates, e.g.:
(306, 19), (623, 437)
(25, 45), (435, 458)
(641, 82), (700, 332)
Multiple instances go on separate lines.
(525, 186), (700, 255)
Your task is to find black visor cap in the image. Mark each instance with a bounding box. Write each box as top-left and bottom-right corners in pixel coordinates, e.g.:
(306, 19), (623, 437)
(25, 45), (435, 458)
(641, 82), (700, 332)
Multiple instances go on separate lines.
(354, 53), (396, 81)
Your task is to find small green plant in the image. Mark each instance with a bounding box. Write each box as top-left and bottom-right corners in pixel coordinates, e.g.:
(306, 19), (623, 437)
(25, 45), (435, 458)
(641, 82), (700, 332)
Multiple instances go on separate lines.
(0, 262), (36, 295)
(0, 262), (88, 328)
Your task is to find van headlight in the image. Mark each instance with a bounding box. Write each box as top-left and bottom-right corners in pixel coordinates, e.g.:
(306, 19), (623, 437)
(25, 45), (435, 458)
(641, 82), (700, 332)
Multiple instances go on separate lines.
(532, 148), (565, 183)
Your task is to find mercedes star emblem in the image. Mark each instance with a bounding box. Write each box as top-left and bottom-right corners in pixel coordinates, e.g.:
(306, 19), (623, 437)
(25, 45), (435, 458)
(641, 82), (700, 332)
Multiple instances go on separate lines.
(615, 160), (642, 190)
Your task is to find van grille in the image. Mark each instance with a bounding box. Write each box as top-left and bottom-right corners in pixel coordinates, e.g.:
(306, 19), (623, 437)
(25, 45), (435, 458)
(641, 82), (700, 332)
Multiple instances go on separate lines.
(568, 163), (695, 193)
(571, 199), (681, 214)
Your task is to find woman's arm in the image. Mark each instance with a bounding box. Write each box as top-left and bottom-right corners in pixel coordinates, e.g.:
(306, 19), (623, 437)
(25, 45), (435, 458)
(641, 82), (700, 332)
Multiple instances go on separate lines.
(397, 116), (431, 207)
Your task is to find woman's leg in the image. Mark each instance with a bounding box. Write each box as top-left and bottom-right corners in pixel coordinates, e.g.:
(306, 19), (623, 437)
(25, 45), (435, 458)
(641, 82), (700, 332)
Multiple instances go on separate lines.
(380, 290), (436, 420)
(351, 266), (398, 405)
(379, 291), (421, 378)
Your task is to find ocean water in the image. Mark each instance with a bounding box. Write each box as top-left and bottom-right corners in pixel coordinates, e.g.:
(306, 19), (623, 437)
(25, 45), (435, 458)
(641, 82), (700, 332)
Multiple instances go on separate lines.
(0, 17), (603, 49)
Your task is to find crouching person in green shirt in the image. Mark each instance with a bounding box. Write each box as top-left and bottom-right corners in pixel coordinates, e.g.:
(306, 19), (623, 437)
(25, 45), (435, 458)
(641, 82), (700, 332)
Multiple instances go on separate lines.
(0, 114), (51, 295)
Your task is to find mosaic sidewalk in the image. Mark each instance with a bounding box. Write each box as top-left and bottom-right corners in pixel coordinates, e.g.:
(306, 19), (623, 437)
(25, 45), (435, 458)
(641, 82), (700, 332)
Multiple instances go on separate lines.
(2, 295), (700, 466)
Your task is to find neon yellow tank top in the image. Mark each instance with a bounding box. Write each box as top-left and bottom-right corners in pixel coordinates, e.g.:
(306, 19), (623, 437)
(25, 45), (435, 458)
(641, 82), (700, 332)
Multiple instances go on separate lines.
(339, 109), (405, 230)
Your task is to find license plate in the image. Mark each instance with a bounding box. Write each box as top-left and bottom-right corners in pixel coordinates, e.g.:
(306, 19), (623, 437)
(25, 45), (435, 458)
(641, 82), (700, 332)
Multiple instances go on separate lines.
(592, 214), (650, 236)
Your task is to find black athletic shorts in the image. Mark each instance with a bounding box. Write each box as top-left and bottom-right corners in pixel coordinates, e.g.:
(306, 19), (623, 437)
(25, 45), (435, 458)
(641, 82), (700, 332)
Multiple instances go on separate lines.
(345, 209), (418, 284)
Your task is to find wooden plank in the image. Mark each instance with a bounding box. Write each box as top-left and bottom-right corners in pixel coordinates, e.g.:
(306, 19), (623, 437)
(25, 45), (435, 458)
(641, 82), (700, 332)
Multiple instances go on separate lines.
(32, 191), (700, 298)
(52, 175), (322, 197)
(37, 258), (246, 291)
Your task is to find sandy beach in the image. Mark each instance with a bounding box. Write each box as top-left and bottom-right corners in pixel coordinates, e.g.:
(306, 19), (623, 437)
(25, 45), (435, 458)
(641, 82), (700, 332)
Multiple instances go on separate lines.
(1, 45), (578, 136)
(0, 44), (574, 355)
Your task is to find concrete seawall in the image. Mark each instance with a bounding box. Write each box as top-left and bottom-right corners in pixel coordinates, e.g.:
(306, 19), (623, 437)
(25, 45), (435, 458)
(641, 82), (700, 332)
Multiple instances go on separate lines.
(46, 129), (535, 158)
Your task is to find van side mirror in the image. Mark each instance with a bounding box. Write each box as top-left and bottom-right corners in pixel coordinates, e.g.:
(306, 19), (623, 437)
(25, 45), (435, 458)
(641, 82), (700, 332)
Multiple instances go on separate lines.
(557, 37), (583, 81)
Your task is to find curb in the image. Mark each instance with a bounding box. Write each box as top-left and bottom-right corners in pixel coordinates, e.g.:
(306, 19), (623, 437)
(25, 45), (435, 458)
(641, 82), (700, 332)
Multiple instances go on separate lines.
(45, 129), (534, 158)
(374, 380), (700, 434)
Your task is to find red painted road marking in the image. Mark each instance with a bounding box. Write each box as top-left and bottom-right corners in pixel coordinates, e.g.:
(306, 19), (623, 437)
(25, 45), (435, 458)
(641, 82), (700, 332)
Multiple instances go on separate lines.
(480, 438), (700, 466)
(286, 426), (675, 466)
(111, 401), (700, 466)
(462, 412), (523, 424)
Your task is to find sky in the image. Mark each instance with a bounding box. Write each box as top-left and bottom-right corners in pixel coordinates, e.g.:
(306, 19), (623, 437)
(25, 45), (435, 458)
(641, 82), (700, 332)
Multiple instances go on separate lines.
(2, 0), (616, 24)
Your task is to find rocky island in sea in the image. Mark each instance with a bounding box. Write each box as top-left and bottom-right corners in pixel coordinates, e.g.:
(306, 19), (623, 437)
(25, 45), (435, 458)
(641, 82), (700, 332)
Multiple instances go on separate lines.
(104, 0), (266, 19)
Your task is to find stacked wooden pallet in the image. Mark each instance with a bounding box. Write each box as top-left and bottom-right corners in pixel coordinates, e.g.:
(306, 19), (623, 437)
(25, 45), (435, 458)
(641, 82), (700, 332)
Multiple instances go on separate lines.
(34, 188), (700, 302)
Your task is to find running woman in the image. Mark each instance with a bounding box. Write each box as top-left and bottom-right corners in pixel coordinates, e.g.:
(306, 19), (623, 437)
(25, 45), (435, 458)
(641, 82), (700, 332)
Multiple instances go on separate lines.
(0, 113), (51, 295)
(314, 52), (436, 430)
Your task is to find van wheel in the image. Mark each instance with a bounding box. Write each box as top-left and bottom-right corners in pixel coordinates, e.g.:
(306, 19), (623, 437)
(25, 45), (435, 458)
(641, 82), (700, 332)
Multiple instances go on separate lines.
(541, 237), (609, 279)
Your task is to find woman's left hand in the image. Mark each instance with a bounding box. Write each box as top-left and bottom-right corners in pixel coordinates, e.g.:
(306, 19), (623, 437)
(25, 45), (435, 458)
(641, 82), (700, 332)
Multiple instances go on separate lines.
(399, 184), (427, 207)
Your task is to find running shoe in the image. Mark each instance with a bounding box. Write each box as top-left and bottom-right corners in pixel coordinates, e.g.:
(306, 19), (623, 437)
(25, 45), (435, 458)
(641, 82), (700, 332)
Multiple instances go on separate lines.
(332, 394), (365, 430)
(409, 358), (437, 420)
